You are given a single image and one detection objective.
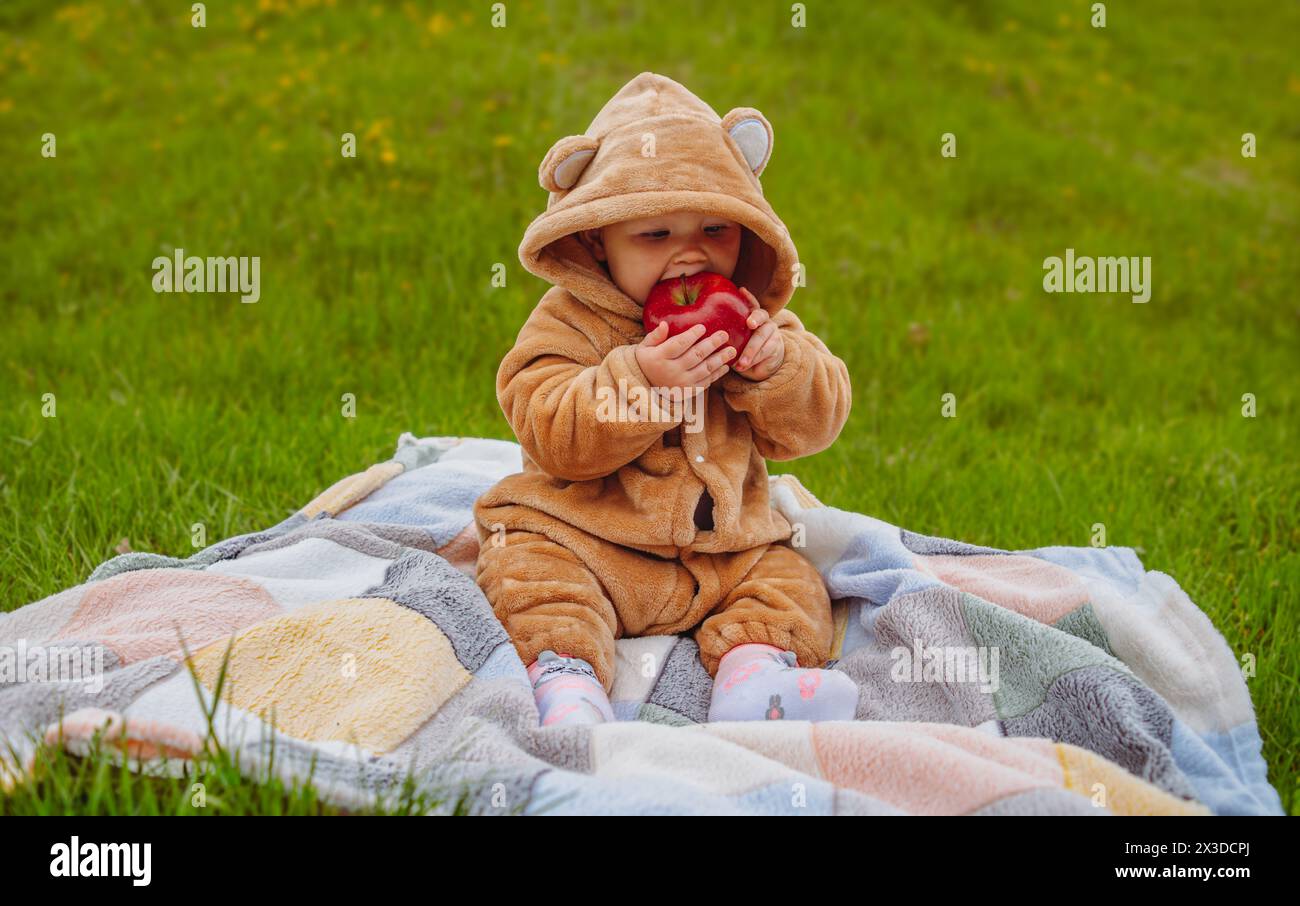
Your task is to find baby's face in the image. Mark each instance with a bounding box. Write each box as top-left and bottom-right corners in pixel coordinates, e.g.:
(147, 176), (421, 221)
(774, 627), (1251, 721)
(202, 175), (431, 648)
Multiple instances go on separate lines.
(578, 211), (743, 306)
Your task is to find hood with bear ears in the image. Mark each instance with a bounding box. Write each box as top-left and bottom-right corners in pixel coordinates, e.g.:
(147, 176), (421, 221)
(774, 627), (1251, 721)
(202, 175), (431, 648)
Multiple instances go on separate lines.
(518, 71), (800, 329)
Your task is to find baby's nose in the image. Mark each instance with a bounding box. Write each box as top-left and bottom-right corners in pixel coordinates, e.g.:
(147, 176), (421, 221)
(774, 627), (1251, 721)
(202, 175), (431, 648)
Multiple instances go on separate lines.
(666, 248), (708, 278)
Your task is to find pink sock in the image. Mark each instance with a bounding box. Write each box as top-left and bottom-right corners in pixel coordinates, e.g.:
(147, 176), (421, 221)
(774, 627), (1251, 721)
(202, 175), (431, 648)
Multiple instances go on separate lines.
(527, 650), (614, 727)
(708, 643), (859, 722)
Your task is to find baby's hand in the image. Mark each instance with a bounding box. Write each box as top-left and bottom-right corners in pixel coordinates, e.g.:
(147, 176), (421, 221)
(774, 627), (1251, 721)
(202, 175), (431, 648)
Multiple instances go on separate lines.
(634, 320), (736, 392)
(729, 287), (784, 382)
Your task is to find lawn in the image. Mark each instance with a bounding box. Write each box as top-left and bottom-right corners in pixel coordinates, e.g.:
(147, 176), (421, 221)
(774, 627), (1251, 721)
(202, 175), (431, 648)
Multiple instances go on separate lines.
(1, 0), (1296, 813)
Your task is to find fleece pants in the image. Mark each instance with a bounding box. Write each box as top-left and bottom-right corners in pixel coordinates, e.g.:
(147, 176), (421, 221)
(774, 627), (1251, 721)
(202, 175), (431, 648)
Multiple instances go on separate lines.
(473, 526), (835, 694)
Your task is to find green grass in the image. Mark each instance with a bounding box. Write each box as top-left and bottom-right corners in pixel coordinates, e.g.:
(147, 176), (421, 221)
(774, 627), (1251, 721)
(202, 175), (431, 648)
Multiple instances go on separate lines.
(1, 718), (477, 815)
(1, 0), (1296, 813)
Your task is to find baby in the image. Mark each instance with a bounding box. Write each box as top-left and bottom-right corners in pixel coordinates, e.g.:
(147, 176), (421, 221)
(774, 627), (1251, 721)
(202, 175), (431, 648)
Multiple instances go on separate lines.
(473, 72), (858, 726)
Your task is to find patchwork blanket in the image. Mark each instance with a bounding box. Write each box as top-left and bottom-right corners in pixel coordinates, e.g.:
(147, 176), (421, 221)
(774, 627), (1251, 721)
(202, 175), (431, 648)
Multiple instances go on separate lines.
(0, 434), (1282, 815)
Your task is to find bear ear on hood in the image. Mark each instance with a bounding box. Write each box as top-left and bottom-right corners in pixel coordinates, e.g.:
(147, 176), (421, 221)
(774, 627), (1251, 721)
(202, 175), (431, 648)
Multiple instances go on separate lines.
(538, 134), (601, 193)
(721, 107), (774, 178)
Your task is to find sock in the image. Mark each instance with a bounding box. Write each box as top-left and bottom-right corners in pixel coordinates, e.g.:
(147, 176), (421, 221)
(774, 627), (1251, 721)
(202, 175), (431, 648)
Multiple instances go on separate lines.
(708, 643), (859, 723)
(527, 650), (615, 727)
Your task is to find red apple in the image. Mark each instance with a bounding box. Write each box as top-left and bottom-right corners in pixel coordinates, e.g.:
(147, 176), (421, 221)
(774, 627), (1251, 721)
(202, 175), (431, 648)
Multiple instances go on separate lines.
(643, 272), (753, 359)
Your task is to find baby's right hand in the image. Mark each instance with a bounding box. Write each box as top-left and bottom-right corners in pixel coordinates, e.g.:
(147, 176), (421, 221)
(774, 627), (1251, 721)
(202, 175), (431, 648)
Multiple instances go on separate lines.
(634, 321), (737, 392)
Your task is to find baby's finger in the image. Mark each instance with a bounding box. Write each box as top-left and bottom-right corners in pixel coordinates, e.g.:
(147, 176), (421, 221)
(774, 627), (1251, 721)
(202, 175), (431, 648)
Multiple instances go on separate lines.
(753, 332), (782, 368)
(640, 320), (671, 347)
(696, 362), (730, 388)
(751, 332), (785, 373)
(681, 330), (732, 369)
(733, 334), (763, 371)
(660, 322), (707, 355)
(736, 322), (776, 370)
(687, 335), (736, 377)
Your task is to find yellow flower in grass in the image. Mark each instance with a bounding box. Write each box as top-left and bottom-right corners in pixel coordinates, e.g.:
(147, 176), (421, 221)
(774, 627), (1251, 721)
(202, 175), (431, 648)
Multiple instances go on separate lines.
(493, 135), (513, 147)
(380, 147), (396, 164)
(428, 12), (451, 35)
(0, 98), (12, 114)
(55, 3), (104, 42)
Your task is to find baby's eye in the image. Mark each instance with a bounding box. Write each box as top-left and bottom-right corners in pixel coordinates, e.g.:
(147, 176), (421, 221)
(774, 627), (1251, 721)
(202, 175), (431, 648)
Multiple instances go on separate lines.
(704, 225), (730, 235)
(639, 230), (669, 239)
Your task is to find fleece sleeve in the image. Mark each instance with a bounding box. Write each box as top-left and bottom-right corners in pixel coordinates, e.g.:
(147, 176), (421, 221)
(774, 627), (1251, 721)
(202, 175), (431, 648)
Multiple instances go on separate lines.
(716, 308), (852, 461)
(496, 305), (684, 482)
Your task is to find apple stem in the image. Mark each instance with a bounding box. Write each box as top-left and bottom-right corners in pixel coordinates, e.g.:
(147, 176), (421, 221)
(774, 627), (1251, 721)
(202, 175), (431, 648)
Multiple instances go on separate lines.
(676, 273), (695, 306)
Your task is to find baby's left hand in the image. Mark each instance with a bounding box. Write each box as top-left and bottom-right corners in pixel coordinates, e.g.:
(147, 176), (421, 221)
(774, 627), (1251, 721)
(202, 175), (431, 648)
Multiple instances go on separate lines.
(731, 287), (785, 382)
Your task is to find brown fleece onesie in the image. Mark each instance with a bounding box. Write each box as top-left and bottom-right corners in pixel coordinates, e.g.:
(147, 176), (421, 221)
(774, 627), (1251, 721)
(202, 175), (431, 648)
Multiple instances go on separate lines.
(473, 72), (852, 693)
